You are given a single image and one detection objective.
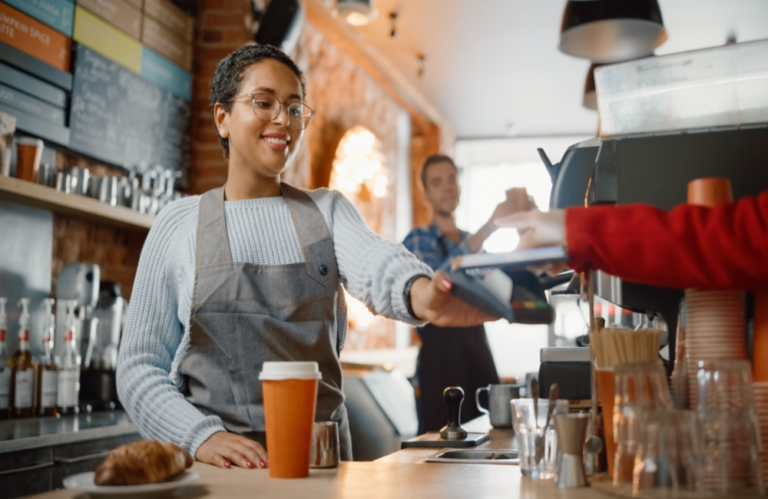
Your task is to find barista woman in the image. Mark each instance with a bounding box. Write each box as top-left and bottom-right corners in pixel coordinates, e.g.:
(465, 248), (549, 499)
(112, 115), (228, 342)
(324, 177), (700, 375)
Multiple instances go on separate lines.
(496, 193), (768, 290)
(117, 45), (495, 471)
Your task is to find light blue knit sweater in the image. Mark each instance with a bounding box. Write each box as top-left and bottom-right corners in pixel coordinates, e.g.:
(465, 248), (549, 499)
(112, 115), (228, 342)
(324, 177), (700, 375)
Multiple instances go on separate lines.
(117, 188), (433, 456)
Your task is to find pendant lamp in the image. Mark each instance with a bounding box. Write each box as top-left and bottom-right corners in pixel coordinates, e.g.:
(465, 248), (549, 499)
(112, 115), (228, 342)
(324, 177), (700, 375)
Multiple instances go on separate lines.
(560, 0), (667, 63)
(332, 0), (377, 26)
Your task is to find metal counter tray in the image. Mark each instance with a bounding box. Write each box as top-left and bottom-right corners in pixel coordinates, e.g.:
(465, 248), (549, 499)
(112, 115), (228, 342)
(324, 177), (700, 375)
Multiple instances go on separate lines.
(425, 449), (519, 465)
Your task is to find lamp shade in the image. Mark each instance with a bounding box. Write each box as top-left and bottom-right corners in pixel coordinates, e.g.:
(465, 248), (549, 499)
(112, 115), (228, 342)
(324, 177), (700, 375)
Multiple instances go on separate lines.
(255, 0), (305, 53)
(560, 0), (667, 63)
(332, 0), (377, 26)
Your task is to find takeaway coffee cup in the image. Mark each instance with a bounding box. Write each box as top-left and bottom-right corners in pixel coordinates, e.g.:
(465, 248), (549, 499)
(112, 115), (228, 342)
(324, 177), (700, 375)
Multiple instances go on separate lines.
(259, 361), (322, 478)
(16, 137), (44, 182)
(476, 384), (520, 428)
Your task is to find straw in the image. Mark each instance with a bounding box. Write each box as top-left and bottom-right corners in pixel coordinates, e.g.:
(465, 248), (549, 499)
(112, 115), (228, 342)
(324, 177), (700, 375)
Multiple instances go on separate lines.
(591, 328), (662, 369)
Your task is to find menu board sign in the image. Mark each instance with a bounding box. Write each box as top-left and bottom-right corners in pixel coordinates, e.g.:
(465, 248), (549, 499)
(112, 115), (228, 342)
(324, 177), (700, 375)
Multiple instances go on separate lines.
(69, 44), (190, 173)
(0, 2), (71, 71)
(3, 0), (74, 36)
(73, 6), (142, 73)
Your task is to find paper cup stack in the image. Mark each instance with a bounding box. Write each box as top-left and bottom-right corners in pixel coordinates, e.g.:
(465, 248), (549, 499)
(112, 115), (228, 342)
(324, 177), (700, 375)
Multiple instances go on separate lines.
(685, 290), (747, 408)
(754, 382), (768, 483)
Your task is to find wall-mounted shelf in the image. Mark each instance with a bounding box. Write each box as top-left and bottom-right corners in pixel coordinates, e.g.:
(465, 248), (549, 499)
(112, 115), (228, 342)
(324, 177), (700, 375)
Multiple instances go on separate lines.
(0, 175), (154, 230)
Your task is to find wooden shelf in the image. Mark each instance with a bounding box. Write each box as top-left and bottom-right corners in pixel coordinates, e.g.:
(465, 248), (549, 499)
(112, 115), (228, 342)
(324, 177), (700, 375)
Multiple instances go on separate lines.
(0, 175), (155, 230)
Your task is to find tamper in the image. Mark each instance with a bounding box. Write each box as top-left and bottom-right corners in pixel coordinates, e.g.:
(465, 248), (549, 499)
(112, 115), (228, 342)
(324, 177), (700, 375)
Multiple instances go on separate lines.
(554, 413), (589, 488)
(440, 387), (468, 440)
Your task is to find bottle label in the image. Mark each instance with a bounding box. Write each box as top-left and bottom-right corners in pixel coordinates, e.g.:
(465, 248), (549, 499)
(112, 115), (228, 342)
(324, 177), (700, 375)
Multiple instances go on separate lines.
(41, 370), (58, 408)
(18, 329), (29, 342)
(57, 369), (80, 408)
(0, 368), (10, 407)
(0, 328), (5, 341)
(14, 369), (34, 408)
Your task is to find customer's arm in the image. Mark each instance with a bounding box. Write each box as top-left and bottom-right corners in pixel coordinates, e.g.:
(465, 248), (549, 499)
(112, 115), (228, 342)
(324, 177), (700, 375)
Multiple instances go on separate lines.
(496, 192), (768, 290)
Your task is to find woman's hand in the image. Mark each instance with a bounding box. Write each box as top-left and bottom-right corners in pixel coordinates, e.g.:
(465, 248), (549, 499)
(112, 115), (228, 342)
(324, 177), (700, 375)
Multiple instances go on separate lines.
(409, 271), (500, 327)
(495, 209), (566, 250)
(196, 432), (268, 469)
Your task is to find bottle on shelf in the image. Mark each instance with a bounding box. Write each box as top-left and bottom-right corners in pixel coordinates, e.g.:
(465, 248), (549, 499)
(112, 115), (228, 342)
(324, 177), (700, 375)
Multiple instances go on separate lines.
(11, 298), (35, 418)
(35, 298), (58, 416)
(57, 301), (81, 415)
(0, 298), (10, 418)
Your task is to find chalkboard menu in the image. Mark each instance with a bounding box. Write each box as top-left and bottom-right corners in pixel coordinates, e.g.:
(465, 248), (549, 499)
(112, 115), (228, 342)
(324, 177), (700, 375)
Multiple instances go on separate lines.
(69, 44), (191, 174)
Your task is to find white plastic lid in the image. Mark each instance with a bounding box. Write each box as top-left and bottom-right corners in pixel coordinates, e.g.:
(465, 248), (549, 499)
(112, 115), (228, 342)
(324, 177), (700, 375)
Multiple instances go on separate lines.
(259, 361), (322, 381)
(17, 137), (44, 147)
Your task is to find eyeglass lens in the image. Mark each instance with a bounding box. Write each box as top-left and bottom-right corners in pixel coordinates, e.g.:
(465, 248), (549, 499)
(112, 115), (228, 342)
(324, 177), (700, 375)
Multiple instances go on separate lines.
(251, 94), (312, 130)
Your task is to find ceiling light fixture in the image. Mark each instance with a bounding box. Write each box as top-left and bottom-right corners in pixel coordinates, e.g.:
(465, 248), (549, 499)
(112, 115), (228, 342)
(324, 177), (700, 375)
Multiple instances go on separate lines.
(559, 0), (667, 63)
(332, 0), (377, 27)
(389, 11), (398, 38)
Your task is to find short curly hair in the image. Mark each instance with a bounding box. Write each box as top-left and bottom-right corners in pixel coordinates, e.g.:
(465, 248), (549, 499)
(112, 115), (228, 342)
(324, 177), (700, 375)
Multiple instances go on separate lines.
(210, 44), (306, 157)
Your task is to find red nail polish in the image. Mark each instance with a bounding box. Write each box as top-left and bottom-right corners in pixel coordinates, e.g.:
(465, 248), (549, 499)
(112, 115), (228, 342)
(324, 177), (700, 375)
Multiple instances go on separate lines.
(223, 461), (231, 468)
(245, 461), (253, 468)
(259, 459), (266, 468)
(441, 279), (453, 292)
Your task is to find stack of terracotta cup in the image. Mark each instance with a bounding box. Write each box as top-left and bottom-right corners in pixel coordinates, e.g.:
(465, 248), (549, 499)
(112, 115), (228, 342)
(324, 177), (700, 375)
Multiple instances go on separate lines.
(754, 257), (768, 483)
(685, 290), (747, 408)
(754, 382), (768, 483)
(684, 178), (747, 409)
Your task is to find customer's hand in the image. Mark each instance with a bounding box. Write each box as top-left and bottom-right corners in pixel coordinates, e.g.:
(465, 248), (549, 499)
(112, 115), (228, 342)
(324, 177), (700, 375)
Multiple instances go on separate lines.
(495, 209), (566, 250)
(496, 209), (569, 275)
(489, 195), (537, 224)
(196, 432), (268, 469)
(410, 271), (500, 327)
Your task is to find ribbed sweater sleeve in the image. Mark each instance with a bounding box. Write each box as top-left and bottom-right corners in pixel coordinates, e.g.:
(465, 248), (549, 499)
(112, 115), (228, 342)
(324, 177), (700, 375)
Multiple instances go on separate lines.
(117, 198), (225, 456)
(311, 190), (433, 325)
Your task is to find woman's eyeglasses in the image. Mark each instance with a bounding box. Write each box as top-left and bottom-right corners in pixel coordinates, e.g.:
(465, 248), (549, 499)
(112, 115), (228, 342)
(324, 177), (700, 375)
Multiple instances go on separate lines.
(230, 93), (315, 130)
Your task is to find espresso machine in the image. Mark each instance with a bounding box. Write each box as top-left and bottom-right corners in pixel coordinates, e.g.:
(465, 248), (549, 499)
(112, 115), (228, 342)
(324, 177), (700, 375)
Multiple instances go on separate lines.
(539, 38), (768, 369)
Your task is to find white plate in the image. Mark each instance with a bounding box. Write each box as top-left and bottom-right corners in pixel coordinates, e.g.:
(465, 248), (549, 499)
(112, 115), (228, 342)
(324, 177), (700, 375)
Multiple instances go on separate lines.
(63, 471), (199, 497)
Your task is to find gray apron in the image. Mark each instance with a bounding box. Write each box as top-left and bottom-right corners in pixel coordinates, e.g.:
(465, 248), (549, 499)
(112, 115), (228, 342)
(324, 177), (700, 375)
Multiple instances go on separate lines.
(179, 183), (352, 460)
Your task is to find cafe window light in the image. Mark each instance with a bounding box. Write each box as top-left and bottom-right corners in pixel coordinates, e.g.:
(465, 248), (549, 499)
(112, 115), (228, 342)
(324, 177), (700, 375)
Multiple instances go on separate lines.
(330, 126), (388, 201)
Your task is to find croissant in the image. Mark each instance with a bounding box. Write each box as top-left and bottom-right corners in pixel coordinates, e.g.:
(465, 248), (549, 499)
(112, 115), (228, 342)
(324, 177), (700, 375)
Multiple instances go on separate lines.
(94, 440), (193, 486)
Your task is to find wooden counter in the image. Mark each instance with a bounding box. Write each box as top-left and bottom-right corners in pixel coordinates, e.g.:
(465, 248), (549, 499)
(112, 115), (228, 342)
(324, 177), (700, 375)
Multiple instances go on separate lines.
(29, 417), (614, 499)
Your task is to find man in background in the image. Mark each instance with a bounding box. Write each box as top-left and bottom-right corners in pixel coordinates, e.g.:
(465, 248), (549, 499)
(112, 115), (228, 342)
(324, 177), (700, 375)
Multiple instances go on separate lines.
(403, 155), (530, 432)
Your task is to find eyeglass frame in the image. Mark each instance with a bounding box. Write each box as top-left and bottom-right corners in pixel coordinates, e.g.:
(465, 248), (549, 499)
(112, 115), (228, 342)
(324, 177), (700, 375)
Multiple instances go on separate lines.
(229, 92), (316, 130)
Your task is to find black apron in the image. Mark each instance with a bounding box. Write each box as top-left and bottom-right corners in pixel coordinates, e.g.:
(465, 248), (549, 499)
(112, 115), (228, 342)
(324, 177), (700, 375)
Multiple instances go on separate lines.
(416, 234), (500, 433)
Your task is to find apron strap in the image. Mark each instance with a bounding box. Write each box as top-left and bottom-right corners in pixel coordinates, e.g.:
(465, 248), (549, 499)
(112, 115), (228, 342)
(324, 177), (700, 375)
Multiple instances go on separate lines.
(281, 183), (337, 288)
(195, 186), (232, 269)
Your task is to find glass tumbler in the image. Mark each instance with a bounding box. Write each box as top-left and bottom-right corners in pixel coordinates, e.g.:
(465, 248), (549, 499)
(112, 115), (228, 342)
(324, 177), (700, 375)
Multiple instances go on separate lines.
(632, 410), (701, 495)
(511, 398), (568, 479)
(697, 360), (763, 492)
(613, 360), (673, 486)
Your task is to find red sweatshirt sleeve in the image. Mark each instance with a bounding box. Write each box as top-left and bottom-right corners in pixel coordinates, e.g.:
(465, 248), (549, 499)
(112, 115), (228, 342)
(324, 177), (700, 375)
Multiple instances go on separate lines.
(565, 192), (768, 290)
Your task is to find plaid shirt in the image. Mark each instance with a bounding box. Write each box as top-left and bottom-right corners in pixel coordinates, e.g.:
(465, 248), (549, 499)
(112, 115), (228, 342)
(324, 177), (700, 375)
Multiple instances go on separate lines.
(402, 223), (473, 272)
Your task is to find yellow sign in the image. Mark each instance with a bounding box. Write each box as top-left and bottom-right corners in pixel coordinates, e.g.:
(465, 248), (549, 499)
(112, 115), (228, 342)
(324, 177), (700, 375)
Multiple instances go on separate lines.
(73, 6), (142, 73)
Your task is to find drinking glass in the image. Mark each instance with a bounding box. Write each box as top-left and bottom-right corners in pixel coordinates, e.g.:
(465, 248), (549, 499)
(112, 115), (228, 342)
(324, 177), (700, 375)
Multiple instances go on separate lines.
(697, 360), (763, 492)
(613, 360), (673, 485)
(632, 410), (701, 495)
(511, 398), (568, 479)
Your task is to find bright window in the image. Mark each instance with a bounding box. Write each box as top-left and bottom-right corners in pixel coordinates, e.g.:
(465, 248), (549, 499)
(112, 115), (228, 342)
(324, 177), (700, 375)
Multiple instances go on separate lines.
(453, 136), (591, 380)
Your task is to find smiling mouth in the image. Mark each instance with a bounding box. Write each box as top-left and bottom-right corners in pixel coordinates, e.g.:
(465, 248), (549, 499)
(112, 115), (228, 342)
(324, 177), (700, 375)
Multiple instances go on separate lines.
(263, 137), (290, 145)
